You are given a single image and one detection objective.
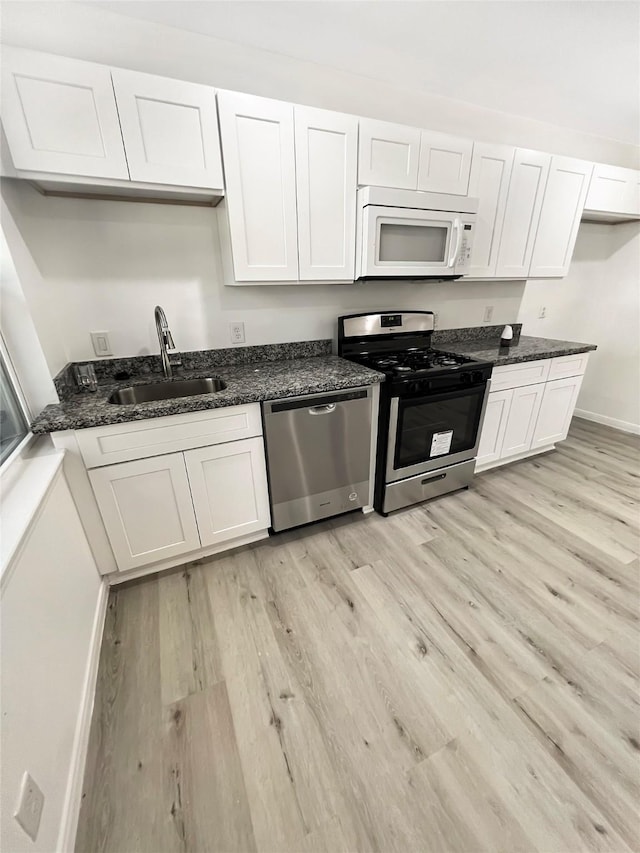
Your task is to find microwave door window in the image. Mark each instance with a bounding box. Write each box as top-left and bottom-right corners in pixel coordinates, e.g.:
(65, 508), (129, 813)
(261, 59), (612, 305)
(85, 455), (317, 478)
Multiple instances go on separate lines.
(378, 222), (448, 264)
(395, 390), (484, 469)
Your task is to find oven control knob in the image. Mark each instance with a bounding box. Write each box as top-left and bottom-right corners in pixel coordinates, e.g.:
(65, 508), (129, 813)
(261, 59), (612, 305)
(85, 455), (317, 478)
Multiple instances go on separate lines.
(461, 372), (471, 384)
(473, 370), (484, 383)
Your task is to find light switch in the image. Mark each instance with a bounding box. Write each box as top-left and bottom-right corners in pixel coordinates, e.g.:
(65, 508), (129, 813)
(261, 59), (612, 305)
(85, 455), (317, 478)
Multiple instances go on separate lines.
(90, 331), (112, 356)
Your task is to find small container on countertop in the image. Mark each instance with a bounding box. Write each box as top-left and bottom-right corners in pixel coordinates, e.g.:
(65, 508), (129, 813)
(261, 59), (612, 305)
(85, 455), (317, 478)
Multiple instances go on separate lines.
(500, 325), (514, 347)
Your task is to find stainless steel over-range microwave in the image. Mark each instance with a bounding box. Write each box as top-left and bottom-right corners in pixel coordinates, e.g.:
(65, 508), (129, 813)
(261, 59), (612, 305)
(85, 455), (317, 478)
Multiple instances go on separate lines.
(355, 186), (478, 280)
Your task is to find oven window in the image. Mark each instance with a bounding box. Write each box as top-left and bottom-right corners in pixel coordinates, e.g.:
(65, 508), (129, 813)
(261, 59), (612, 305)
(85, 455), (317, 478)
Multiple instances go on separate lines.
(378, 222), (448, 263)
(394, 388), (485, 469)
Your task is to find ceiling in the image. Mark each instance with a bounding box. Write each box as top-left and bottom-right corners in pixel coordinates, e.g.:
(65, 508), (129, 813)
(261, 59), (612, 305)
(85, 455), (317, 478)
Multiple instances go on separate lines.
(94, 1), (639, 145)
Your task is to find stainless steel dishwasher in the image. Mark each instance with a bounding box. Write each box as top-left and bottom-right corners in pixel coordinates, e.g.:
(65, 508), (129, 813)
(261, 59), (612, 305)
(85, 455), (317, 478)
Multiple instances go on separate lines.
(262, 386), (374, 532)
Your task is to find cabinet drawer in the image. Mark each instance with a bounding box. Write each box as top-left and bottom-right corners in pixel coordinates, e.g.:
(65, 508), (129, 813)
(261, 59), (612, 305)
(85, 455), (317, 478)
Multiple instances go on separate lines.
(490, 359), (551, 391)
(548, 352), (590, 380)
(77, 404), (262, 468)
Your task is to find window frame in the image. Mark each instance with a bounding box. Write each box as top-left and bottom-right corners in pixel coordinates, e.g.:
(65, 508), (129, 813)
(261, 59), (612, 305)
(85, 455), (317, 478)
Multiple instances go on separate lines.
(0, 332), (34, 473)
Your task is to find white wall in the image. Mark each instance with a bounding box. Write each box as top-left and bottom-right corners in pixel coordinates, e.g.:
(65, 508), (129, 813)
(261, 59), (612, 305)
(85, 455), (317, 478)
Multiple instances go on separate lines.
(2, 180), (525, 365)
(1, 1), (638, 168)
(1, 469), (103, 853)
(519, 221), (640, 432)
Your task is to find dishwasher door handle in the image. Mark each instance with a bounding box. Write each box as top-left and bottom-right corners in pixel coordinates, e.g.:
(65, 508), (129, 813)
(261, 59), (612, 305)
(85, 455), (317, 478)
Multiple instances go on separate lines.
(308, 403), (337, 415)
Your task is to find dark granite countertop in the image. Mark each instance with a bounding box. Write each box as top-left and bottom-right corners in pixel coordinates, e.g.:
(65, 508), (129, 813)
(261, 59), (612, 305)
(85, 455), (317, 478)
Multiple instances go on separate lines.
(446, 335), (597, 366)
(31, 355), (384, 433)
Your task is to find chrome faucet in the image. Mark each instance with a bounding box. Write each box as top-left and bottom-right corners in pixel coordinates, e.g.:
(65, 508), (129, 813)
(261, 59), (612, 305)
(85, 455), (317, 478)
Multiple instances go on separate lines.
(154, 305), (182, 378)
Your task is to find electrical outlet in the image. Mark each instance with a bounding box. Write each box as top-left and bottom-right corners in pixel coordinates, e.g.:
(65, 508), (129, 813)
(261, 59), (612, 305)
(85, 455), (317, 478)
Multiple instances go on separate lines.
(90, 331), (112, 356)
(230, 322), (245, 344)
(14, 772), (44, 842)
(538, 305), (547, 319)
(483, 306), (494, 323)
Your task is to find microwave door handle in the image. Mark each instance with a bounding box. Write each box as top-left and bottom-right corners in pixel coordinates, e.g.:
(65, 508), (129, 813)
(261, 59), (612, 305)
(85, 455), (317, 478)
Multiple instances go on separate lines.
(447, 217), (462, 267)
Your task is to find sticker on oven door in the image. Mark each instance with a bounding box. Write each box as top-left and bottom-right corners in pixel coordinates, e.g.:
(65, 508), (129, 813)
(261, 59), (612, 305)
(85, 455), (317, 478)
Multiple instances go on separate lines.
(430, 430), (453, 457)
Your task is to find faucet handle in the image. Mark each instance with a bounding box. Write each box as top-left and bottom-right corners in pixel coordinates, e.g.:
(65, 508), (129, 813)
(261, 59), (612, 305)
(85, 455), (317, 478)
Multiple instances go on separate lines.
(165, 330), (176, 350)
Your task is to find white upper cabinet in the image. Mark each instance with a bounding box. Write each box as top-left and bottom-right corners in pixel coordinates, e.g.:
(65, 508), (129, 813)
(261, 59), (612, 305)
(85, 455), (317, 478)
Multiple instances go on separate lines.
(466, 142), (515, 277)
(585, 164), (640, 219)
(358, 118), (421, 189)
(417, 131), (473, 195)
(1, 46), (129, 179)
(495, 148), (551, 278)
(529, 156), (593, 278)
(111, 68), (223, 189)
(217, 91), (299, 281)
(294, 106), (358, 281)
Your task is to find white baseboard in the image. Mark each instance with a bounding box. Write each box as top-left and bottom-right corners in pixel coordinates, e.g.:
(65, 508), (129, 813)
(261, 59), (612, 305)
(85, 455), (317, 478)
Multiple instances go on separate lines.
(56, 578), (109, 853)
(574, 410), (640, 436)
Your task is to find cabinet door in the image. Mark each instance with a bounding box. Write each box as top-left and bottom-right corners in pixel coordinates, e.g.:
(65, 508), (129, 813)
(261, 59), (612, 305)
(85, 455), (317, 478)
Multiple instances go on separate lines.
(529, 156), (593, 278)
(185, 438), (270, 548)
(531, 375), (584, 449)
(89, 454), (200, 571)
(501, 382), (546, 458)
(585, 164), (640, 217)
(358, 119), (420, 189)
(495, 149), (551, 278)
(477, 390), (513, 465)
(1, 46), (129, 179)
(217, 91), (298, 281)
(111, 68), (223, 188)
(467, 143), (515, 277)
(294, 107), (358, 281)
(417, 131), (473, 195)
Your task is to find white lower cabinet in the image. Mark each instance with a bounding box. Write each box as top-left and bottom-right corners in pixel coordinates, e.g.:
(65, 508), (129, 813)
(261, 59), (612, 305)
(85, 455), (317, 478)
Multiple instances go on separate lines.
(89, 453), (201, 571)
(531, 375), (584, 449)
(477, 355), (589, 471)
(500, 383), (546, 458)
(85, 404), (271, 573)
(184, 437), (270, 547)
(476, 389), (512, 466)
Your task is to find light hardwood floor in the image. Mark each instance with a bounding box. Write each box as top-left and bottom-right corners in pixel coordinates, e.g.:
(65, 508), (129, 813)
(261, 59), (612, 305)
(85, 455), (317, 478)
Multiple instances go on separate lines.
(76, 418), (640, 853)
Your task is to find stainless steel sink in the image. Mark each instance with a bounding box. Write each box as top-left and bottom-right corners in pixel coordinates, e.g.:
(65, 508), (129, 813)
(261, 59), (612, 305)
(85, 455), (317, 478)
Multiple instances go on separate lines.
(108, 377), (226, 405)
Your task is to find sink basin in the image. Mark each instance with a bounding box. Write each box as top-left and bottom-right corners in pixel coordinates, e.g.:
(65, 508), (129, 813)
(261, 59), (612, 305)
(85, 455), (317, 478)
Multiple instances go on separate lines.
(108, 377), (226, 405)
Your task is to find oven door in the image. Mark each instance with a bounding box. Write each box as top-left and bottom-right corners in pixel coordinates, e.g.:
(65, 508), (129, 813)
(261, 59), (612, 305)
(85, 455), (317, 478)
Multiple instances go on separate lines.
(386, 383), (489, 483)
(358, 205), (462, 278)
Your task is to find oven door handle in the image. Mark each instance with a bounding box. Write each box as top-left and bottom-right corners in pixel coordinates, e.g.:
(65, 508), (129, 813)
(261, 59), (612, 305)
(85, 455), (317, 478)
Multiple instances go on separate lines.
(447, 217), (462, 268)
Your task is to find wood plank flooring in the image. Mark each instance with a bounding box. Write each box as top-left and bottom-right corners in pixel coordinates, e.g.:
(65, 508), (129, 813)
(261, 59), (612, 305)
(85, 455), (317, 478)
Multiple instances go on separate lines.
(76, 419), (640, 853)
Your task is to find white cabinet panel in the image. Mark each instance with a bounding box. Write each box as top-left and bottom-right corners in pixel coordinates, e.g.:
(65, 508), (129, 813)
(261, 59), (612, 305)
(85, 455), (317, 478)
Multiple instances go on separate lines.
(490, 358), (551, 392)
(531, 375), (584, 449)
(89, 453), (200, 571)
(217, 91), (298, 280)
(500, 382), (546, 458)
(495, 149), (551, 278)
(111, 68), (223, 188)
(585, 164), (640, 217)
(529, 156), (593, 277)
(467, 143), (515, 277)
(548, 352), (590, 381)
(76, 404), (263, 468)
(185, 438), (270, 547)
(477, 390), (512, 466)
(417, 131), (473, 195)
(1, 46), (129, 179)
(294, 106), (358, 281)
(358, 119), (420, 189)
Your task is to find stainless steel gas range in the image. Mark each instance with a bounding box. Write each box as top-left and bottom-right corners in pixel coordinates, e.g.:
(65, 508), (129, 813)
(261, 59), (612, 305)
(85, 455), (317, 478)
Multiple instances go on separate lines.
(338, 311), (493, 514)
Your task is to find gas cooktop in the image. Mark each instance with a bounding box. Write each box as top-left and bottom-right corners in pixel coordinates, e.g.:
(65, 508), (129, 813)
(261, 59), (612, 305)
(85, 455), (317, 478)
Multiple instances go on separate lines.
(355, 347), (477, 379)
